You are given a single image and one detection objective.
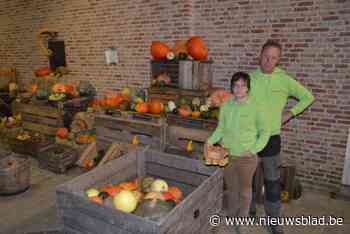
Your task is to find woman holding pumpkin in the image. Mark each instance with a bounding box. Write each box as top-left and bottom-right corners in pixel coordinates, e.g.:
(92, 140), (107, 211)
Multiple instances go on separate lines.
(205, 72), (270, 224)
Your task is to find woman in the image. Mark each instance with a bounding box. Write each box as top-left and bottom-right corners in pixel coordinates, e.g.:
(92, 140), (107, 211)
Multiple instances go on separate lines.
(206, 72), (270, 220)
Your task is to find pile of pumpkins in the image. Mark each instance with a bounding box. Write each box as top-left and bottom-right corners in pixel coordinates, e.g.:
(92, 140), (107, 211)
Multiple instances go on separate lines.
(85, 176), (183, 221)
(151, 36), (208, 61)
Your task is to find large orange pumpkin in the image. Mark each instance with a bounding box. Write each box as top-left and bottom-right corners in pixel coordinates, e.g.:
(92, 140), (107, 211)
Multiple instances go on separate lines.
(135, 102), (149, 113)
(149, 100), (164, 114)
(187, 36), (208, 60)
(52, 83), (66, 93)
(56, 128), (69, 139)
(151, 42), (171, 60)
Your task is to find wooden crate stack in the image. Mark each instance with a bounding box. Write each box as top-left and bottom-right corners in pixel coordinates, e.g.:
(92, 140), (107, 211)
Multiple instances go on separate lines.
(11, 97), (91, 136)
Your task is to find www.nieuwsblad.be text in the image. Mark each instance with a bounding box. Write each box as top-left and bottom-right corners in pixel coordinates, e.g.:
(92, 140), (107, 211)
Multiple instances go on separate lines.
(209, 214), (344, 227)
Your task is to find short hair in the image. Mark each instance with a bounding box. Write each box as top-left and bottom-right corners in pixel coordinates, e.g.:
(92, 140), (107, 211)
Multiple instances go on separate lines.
(261, 40), (282, 54)
(230, 72), (250, 93)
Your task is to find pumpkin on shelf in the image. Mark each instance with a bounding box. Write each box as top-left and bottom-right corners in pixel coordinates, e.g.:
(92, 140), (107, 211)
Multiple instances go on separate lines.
(151, 41), (171, 60)
(191, 111), (201, 118)
(178, 105), (192, 117)
(135, 102), (149, 113)
(52, 83), (67, 93)
(149, 100), (164, 114)
(186, 36), (208, 60)
(56, 128), (69, 139)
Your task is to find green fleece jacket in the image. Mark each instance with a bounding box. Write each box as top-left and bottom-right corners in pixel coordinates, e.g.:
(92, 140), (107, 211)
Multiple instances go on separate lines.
(207, 97), (270, 157)
(249, 67), (314, 135)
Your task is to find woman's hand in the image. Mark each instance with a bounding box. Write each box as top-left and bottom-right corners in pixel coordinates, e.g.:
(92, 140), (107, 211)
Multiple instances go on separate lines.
(204, 143), (214, 158)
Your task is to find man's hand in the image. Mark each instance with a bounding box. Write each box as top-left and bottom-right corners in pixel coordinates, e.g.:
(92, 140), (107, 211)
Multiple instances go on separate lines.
(282, 111), (294, 124)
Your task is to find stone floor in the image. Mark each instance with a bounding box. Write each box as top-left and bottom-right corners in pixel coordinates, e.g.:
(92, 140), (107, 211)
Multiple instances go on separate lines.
(1, 157), (350, 234)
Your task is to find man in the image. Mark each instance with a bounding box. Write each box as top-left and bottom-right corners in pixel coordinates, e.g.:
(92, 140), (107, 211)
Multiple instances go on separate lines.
(249, 40), (314, 234)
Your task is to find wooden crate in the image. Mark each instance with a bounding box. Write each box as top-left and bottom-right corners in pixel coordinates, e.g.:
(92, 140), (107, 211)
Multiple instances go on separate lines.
(56, 148), (223, 234)
(151, 60), (213, 90)
(95, 114), (167, 151)
(165, 125), (212, 160)
(104, 109), (165, 125)
(37, 144), (79, 174)
(148, 87), (209, 105)
(166, 113), (217, 131)
(12, 97), (91, 136)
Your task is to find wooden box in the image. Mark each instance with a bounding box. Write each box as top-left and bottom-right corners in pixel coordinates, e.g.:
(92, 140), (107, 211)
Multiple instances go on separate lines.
(37, 144), (79, 174)
(151, 60), (213, 90)
(56, 148), (223, 234)
(12, 97), (91, 136)
(166, 113), (217, 131)
(165, 125), (212, 160)
(148, 87), (209, 105)
(0, 154), (31, 195)
(95, 114), (167, 151)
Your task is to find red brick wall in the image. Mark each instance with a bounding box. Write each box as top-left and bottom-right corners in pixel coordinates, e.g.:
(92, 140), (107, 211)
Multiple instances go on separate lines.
(1, 0), (349, 191)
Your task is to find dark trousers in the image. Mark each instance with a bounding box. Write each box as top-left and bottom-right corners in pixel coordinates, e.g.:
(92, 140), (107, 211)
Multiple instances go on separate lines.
(250, 154), (282, 218)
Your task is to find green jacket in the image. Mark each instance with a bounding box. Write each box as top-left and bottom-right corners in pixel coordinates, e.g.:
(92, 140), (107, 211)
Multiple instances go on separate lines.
(249, 67), (314, 135)
(207, 97), (270, 157)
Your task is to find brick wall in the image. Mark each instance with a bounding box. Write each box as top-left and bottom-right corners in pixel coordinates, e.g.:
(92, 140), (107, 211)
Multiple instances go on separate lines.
(0, 0), (349, 191)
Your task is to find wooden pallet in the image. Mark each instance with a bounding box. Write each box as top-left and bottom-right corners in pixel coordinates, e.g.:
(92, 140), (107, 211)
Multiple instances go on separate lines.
(166, 113), (217, 130)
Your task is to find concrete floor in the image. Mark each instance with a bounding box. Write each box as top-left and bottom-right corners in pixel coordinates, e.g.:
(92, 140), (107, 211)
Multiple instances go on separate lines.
(1, 157), (350, 234)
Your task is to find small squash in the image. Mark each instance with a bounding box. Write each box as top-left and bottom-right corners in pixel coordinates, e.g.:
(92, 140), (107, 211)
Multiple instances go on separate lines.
(56, 128), (69, 139)
(135, 102), (149, 113)
(191, 111), (201, 118)
(168, 186), (183, 202)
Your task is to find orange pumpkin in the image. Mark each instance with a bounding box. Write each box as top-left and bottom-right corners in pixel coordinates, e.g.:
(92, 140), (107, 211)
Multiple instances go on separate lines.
(119, 181), (138, 191)
(187, 36), (208, 60)
(151, 41), (171, 60)
(52, 83), (66, 93)
(56, 128), (69, 139)
(149, 100), (164, 114)
(30, 84), (38, 94)
(168, 186), (183, 202)
(191, 111), (201, 118)
(83, 159), (95, 169)
(64, 84), (75, 94)
(135, 102), (149, 113)
(101, 184), (122, 196)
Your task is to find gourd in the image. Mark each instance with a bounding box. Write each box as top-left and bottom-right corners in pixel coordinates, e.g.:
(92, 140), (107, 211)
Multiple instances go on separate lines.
(113, 190), (138, 213)
(178, 105), (192, 117)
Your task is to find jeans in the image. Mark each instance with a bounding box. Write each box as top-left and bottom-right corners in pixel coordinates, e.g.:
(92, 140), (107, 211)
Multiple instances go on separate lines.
(250, 154), (282, 218)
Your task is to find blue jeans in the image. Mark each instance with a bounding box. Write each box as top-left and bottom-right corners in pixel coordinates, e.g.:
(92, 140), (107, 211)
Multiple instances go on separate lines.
(250, 154), (281, 218)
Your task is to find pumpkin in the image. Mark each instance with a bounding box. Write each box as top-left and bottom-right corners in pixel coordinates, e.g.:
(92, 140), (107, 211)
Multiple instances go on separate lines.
(52, 83), (66, 93)
(64, 84), (75, 94)
(35, 67), (51, 77)
(151, 42), (171, 60)
(119, 181), (138, 191)
(178, 105), (192, 117)
(30, 84), (38, 94)
(135, 102), (149, 113)
(56, 128), (68, 139)
(101, 184), (123, 196)
(187, 36), (208, 60)
(83, 159), (95, 169)
(191, 111), (201, 118)
(209, 89), (233, 107)
(149, 100), (164, 114)
(168, 186), (183, 202)
(150, 179), (168, 192)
